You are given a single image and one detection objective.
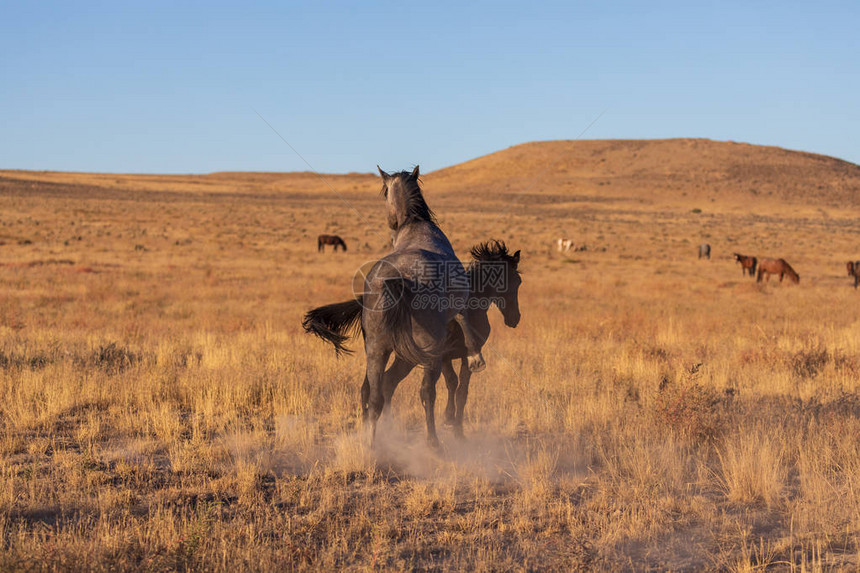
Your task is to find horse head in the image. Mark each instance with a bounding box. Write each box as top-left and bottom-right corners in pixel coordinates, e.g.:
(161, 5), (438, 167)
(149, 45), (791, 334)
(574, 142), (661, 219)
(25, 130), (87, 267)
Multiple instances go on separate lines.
(378, 165), (434, 232)
(470, 241), (522, 328)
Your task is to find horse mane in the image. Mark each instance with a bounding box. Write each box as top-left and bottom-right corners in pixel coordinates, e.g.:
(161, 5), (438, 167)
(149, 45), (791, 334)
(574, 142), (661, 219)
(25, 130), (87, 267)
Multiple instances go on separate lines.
(469, 240), (520, 273)
(380, 171), (437, 226)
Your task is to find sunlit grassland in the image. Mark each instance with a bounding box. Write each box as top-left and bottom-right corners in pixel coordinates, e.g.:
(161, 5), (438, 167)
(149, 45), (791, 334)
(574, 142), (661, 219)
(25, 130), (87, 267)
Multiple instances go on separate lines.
(1, 170), (860, 570)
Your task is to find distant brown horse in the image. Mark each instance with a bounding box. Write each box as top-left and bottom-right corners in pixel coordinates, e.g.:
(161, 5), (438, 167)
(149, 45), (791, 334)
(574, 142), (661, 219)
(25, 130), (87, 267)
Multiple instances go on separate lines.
(757, 258), (799, 284)
(847, 261), (860, 289)
(318, 234), (347, 252)
(734, 253), (757, 277)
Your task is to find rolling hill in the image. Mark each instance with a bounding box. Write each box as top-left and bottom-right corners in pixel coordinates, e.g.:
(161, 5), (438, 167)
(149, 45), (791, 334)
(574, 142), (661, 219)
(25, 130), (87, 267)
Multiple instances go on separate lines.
(425, 138), (860, 207)
(2, 138), (860, 209)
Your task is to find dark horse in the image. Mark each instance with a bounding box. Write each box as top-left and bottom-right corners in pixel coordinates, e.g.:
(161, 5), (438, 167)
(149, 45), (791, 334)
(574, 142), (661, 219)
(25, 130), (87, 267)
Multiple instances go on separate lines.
(302, 166), (488, 447)
(318, 234), (347, 252)
(847, 261), (860, 289)
(734, 253), (757, 277)
(757, 258), (799, 284)
(698, 244), (711, 259)
(365, 240), (521, 439)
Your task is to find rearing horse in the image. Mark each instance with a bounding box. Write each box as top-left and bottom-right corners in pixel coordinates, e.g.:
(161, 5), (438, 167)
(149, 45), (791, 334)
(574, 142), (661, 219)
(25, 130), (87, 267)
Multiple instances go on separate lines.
(302, 166), (487, 447)
(373, 240), (522, 439)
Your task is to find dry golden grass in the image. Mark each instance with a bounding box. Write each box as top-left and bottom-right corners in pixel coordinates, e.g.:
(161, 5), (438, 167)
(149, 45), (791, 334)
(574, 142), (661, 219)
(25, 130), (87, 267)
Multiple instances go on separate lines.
(2, 139), (860, 570)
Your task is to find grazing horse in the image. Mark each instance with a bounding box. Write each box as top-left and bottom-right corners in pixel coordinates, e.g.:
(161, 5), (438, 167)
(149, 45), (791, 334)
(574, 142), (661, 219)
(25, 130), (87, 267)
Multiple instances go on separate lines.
(698, 243), (711, 259)
(734, 253), (758, 277)
(757, 258), (799, 284)
(847, 261), (860, 289)
(318, 234), (347, 252)
(556, 238), (573, 252)
(370, 240), (521, 439)
(302, 166), (487, 447)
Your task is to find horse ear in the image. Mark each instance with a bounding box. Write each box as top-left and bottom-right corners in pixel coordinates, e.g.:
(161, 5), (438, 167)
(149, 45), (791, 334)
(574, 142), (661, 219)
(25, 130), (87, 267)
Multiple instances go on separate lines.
(513, 250), (521, 263)
(377, 166), (389, 181)
(410, 165), (420, 179)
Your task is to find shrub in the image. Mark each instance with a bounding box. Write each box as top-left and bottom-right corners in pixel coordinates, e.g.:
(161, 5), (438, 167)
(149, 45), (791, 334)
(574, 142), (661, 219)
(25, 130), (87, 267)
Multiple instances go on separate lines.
(653, 381), (731, 443)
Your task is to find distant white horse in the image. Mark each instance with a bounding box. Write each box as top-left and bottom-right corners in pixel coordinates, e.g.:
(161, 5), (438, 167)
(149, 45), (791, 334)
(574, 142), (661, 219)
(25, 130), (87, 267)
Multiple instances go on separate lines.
(556, 238), (574, 252)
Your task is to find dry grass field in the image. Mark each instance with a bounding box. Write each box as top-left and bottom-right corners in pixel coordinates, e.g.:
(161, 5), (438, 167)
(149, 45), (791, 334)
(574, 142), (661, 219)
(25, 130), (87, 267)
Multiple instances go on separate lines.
(2, 138), (860, 571)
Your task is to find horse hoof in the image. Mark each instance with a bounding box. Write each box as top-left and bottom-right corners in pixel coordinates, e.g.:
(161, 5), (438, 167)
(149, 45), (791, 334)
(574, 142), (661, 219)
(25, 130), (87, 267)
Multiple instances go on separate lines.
(467, 352), (486, 373)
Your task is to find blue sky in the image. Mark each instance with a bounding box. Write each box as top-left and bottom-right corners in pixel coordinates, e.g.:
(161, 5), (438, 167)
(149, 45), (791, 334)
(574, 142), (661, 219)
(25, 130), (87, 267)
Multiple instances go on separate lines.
(1, 1), (858, 173)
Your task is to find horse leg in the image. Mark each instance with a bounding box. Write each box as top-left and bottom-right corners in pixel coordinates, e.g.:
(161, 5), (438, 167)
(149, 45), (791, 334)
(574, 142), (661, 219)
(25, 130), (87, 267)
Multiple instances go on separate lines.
(420, 361), (442, 449)
(361, 375), (370, 422)
(855, 275), (858, 289)
(441, 359), (458, 425)
(453, 359), (472, 440)
(381, 357), (415, 416)
(364, 350), (390, 447)
(454, 314), (486, 372)
(757, 269), (763, 283)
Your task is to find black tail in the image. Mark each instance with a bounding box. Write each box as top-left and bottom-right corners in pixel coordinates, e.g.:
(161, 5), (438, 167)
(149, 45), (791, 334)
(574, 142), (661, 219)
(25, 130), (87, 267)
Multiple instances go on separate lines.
(380, 277), (440, 365)
(302, 298), (363, 356)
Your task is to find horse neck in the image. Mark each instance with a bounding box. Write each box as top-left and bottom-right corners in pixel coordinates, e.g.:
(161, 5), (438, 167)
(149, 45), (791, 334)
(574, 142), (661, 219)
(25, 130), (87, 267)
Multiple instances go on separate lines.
(462, 263), (493, 342)
(467, 262), (496, 307)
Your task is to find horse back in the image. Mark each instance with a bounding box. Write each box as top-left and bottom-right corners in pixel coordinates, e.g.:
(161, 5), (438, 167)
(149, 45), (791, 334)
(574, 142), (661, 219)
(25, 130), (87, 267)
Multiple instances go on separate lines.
(392, 222), (458, 262)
